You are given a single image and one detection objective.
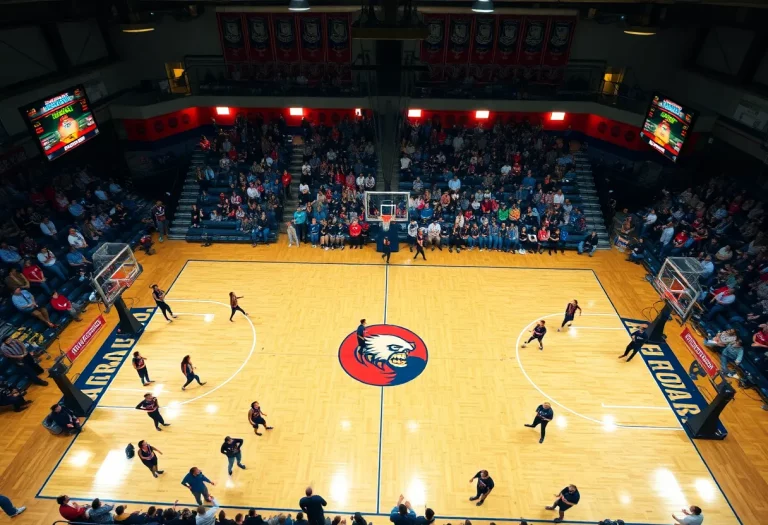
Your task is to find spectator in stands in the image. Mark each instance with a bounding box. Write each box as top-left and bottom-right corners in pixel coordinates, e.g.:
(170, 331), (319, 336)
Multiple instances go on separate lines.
(720, 339), (744, 378)
(50, 290), (83, 322)
(1, 336), (47, 386)
(68, 228), (88, 251)
(50, 404), (83, 434)
(196, 497), (220, 525)
(22, 259), (51, 295)
(5, 268), (29, 291)
(68, 199), (85, 218)
(89, 498), (114, 524)
(640, 209), (657, 237)
(12, 288), (56, 328)
(40, 217), (57, 237)
(152, 201), (169, 243)
(704, 286), (736, 321)
(672, 506), (703, 525)
(389, 495), (416, 525)
(67, 246), (92, 270)
(0, 242), (21, 267)
(578, 231), (599, 257)
(57, 495), (89, 521)
(114, 505), (143, 524)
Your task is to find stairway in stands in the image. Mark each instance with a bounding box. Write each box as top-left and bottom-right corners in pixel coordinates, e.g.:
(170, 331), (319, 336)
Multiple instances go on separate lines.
(572, 150), (610, 249)
(168, 146), (206, 240)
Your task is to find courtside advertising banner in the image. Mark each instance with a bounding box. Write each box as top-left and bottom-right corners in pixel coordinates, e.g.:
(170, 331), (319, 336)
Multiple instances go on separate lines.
(66, 315), (107, 362)
(680, 327), (718, 378)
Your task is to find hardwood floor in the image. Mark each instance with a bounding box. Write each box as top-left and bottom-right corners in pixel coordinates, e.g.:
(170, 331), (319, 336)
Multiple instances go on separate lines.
(1, 239), (766, 525)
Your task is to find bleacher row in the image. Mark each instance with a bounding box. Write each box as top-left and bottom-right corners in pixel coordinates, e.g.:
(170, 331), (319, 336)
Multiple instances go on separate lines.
(0, 196), (153, 395)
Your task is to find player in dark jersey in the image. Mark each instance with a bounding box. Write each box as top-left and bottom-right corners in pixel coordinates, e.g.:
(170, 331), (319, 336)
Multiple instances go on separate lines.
(229, 292), (248, 322)
(132, 351), (152, 386)
(557, 300), (582, 331)
(151, 284), (177, 322)
(247, 401), (273, 436)
(468, 470), (494, 506)
(522, 320), (547, 350)
(138, 440), (164, 477)
(136, 393), (170, 431)
(524, 402), (554, 443)
(356, 319), (367, 353)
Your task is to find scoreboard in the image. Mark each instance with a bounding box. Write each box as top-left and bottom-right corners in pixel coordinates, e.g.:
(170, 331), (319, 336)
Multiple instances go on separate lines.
(640, 93), (697, 163)
(20, 85), (100, 161)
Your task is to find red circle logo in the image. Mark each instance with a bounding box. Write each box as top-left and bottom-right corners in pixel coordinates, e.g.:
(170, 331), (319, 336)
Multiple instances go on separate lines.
(338, 325), (428, 387)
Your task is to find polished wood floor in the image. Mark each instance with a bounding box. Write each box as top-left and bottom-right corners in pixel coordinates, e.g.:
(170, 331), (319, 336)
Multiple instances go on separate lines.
(1, 240), (766, 525)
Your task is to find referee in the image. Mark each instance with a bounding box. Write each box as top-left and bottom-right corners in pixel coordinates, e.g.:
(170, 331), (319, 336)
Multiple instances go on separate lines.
(524, 402), (553, 443)
(151, 284), (177, 322)
(619, 327), (648, 362)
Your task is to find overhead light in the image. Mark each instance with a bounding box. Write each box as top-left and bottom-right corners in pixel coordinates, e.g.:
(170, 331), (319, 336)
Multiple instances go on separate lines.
(408, 109), (422, 118)
(475, 110), (490, 119)
(288, 0), (310, 11)
(624, 26), (657, 36)
(550, 112), (566, 121)
(215, 107), (230, 116)
(289, 107), (304, 116)
(472, 0), (494, 13)
(121, 24), (155, 33)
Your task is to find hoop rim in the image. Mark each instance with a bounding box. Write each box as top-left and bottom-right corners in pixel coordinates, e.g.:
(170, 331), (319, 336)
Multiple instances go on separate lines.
(381, 214), (392, 223)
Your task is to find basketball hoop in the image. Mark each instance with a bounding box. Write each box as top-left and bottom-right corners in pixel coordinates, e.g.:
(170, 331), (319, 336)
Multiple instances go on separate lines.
(381, 215), (392, 231)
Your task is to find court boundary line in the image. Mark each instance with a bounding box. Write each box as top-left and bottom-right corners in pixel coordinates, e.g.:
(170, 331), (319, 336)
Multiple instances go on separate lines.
(376, 264), (390, 514)
(590, 270), (745, 525)
(513, 313), (681, 431)
(30, 494), (687, 525)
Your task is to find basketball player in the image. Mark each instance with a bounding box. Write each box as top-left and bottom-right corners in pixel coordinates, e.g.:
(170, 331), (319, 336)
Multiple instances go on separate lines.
(356, 319), (367, 353)
(181, 355), (206, 390)
(136, 393), (170, 431)
(229, 292), (248, 322)
(414, 230), (427, 261)
(557, 300), (582, 331)
(524, 402), (554, 443)
(545, 484), (580, 523)
(220, 437), (246, 476)
(151, 284), (177, 322)
(132, 351), (152, 386)
(247, 401), (273, 436)
(522, 320), (547, 350)
(137, 440), (164, 478)
(619, 327), (647, 362)
(468, 470), (494, 506)
(381, 237), (391, 264)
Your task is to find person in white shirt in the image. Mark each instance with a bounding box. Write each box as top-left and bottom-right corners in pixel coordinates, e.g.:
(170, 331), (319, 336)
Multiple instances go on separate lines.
(40, 218), (57, 237)
(195, 498), (220, 525)
(448, 175), (461, 192)
(400, 156), (411, 171)
(659, 223), (675, 250)
(247, 183), (260, 200)
(301, 163), (311, 176)
(37, 247), (68, 281)
(500, 164), (511, 176)
(67, 228), (88, 249)
(327, 149), (337, 161)
(299, 182), (309, 194)
(699, 255), (715, 279)
(553, 190), (565, 205)
(219, 156), (231, 172)
(641, 209), (657, 236)
(452, 135), (464, 152)
(427, 221), (442, 251)
(705, 288), (736, 320)
(672, 505), (703, 525)
(365, 175), (376, 190)
(356, 174), (365, 189)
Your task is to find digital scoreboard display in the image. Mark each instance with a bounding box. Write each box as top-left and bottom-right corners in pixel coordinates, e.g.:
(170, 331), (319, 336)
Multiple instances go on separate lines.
(20, 85), (100, 161)
(640, 93), (697, 163)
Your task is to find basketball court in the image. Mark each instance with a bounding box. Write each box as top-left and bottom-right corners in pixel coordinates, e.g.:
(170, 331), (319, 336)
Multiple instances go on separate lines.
(34, 259), (742, 525)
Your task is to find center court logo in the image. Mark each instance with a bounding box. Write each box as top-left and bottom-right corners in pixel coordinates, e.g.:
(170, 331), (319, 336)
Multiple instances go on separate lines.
(338, 325), (428, 386)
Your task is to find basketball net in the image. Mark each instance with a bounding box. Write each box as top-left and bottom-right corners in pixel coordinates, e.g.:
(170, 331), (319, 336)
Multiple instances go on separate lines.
(381, 215), (392, 231)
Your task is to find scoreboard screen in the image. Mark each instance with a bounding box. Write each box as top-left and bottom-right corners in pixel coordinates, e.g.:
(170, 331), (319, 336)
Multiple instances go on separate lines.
(20, 85), (100, 161)
(640, 93), (697, 163)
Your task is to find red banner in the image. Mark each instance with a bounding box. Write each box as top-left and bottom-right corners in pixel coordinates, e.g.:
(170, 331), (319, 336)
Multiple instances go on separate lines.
(421, 14), (447, 65)
(66, 315), (107, 362)
(245, 14), (274, 63)
(272, 13), (300, 63)
(326, 14), (351, 64)
(470, 16), (496, 65)
(493, 16), (522, 66)
(217, 13), (248, 63)
(445, 14), (473, 64)
(542, 16), (576, 67)
(298, 13), (325, 63)
(519, 17), (549, 66)
(680, 327), (718, 378)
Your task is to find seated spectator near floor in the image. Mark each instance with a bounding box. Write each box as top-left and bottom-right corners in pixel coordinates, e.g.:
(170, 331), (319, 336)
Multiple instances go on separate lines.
(68, 228), (88, 250)
(720, 340), (744, 378)
(19, 235), (40, 258)
(752, 324), (768, 352)
(704, 328), (738, 349)
(67, 246), (92, 269)
(114, 505), (144, 524)
(12, 288), (56, 328)
(38, 246), (68, 281)
(40, 217), (58, 238)
(0, 385), (29, 412)
(389, 495), (416, 525)
(68, 200), (85, 218)
(94, 186), (110, 202)
(50, 404), (83, 434)
(89, 498), (114, 524)
(0, 242), (21, 266)
(578, 231), (599, 257)
(5, 268), (29, 291)
(627, 238), (646, 263)
(57, 495), (90, 521)
(50, 290), (83, 322)
(22, 259), (52, 295)
(705, 286), (736, 320)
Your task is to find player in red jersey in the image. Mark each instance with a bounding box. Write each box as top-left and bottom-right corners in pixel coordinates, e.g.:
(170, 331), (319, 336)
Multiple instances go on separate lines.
(558, 300), (582, 331)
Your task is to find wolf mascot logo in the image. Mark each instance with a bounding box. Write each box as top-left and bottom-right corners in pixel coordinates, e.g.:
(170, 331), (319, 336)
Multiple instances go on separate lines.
(339, 325), (428, 386)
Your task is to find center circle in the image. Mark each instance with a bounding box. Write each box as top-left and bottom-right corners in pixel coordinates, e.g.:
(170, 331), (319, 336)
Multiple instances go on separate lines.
(338, 324), (428, 387)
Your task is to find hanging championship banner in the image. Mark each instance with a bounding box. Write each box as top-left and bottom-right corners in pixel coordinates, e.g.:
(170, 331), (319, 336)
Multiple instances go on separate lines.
(326, 14), (351, 64)
(445, 14), (473, 64)
(470, 16), (496, 65)
(298, 14), (325, 63)
(217, 13), (247, 63)
(421, 14), (447, 64)
(542, 16), (576, 67)
(493, 16), (522, 66)
(272, 14), (300, 64)
(520, 17), (549, 66)
(246, 14), (274, 63)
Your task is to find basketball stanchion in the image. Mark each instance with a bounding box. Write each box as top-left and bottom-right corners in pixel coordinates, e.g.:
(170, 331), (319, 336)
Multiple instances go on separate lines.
(91, 243), (144, 334)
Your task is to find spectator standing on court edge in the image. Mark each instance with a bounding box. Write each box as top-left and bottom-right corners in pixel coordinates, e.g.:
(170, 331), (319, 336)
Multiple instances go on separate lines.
(672, 506), (703, 525)
(181, 467), (215, 505)
(0, 494), (25, 517)
(196, 497), (221, 525)
(545, 484), (580, 523)
(152, 201), (169, 243)
(299, 487), (327, 525)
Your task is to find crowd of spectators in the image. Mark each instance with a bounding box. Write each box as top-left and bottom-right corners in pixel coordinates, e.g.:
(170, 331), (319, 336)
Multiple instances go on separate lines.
(0, 164), (155, 413)
(396, 119), (596, 256)
(621, 175), (768, 382)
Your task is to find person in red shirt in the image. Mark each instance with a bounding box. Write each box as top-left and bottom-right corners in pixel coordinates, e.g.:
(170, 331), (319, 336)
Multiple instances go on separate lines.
(348, 219), (363, 250)
(281, 170), (292, 199)
(57, 495), (89, 521)
(50, 290), (82, 322)
(753, 324), (768, 350)
(22, 259), (51, 295)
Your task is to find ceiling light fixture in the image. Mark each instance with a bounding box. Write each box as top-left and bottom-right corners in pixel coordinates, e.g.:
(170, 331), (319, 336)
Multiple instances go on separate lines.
(623, 26), (656, 36)
(288, 0), (310, 11)
(471, 0), (494, 13)
(121, 24), (155, 33)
